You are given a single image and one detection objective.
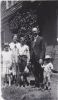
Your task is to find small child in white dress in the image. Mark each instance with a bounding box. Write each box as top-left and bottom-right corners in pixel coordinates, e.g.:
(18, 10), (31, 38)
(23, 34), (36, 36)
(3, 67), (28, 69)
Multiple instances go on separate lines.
(42, 55), (53, 90)
(1, 43), (13, 86)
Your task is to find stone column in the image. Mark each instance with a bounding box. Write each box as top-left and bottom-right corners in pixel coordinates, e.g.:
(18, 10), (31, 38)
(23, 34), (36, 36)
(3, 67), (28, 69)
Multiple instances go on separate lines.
(11, 1), (14, 6)
(6, 1), (9, 9)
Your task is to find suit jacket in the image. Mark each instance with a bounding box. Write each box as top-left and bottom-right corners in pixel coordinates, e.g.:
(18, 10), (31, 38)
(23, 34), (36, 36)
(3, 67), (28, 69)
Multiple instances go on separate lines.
(31, 35), (46, 62)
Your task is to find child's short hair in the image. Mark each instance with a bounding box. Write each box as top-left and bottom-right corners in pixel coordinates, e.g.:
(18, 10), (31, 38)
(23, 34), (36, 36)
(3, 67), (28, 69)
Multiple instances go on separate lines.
(4, 43), (9, 48)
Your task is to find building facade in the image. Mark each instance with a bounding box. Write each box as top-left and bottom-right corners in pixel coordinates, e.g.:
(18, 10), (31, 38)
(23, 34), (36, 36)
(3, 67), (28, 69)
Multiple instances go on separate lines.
(1, 1), (58, 70)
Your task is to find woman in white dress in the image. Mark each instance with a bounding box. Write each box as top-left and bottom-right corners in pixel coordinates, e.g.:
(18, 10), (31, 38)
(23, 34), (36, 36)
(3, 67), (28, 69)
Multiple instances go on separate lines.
(9, 34), (20, 85)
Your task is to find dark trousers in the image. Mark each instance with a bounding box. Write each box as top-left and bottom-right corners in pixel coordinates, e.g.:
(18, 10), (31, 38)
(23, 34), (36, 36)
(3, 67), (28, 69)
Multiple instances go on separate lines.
(32, 61), (43, 86)
(18, 55), (29, 86)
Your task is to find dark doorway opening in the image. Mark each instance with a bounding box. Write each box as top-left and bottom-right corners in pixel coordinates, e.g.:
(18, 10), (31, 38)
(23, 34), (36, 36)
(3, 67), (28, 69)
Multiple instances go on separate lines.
(22, 1), (57, 45)
(9, 1), (57, 45)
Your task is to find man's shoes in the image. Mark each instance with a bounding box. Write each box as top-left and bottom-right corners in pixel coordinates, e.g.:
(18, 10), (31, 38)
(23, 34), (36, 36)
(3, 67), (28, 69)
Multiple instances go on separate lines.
(26, 81), (29, 86)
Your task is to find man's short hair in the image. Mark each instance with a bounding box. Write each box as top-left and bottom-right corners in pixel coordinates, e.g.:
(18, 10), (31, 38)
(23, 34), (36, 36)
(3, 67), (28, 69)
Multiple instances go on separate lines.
(32, 27), (38, 32)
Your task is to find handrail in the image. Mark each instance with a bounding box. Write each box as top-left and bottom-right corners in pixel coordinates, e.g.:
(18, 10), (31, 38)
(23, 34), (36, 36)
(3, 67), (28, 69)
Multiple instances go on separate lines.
(1, 1), (23, 21)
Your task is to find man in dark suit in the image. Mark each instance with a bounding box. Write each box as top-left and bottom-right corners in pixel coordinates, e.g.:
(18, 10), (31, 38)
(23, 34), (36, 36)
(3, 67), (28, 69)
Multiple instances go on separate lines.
(31, 27), (46, 87)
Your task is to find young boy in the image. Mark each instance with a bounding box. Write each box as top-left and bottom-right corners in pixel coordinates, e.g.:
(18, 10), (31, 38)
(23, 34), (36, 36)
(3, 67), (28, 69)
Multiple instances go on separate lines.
(1, 43), (13, 86)
(18, 37), (30, 87)
(42, 55), (53, 90)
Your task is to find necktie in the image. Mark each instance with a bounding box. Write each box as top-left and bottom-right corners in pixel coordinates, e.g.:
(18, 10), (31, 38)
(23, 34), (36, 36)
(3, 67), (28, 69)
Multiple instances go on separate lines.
(33, 37), (37, 47)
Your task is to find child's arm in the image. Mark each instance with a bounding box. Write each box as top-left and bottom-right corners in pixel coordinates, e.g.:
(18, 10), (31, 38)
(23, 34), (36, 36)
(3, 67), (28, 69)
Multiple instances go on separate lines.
(49, 63), (53, 72)
(9, 51), (13, 70)
(50, 63), (53, 70)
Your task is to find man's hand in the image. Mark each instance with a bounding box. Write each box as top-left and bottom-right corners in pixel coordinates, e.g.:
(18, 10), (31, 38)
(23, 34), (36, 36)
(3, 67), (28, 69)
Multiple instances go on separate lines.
(39, 59), (43, 64)
(9, 66), (12, 70)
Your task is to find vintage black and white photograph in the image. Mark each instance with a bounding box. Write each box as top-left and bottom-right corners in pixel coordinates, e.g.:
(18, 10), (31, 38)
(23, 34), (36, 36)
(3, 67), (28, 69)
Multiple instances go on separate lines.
(1, 0), (58, 100)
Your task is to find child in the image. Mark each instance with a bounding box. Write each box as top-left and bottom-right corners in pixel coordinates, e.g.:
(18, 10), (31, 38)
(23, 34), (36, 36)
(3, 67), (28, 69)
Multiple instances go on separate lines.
(18, 37), (30, 87)
(1, 43), (13, 86)
(42, 55), (53, 90)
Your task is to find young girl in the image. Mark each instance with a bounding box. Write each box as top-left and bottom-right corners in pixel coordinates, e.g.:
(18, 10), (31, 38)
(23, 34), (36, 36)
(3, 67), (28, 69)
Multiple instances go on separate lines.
(42, 55), (53, 90)
(1, 43), (13, 86)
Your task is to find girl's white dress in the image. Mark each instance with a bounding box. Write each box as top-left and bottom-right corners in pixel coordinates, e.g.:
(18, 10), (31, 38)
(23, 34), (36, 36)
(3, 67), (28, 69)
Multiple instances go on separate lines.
(1, 50), (12, 77)
(9, 42), (20, 75)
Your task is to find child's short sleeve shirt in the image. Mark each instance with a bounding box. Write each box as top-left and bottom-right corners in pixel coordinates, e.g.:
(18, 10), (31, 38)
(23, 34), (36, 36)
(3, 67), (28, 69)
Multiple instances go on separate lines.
(42, 62), (53, 72)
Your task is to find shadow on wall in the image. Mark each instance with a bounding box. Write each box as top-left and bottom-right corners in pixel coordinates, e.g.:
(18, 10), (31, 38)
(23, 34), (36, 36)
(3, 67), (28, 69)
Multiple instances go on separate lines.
(39, 2), (57, 45)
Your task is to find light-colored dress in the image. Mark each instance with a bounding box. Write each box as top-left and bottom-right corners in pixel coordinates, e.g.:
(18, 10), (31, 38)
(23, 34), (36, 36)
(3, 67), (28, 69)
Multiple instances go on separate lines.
(2, 50), (12, 77)
(9, 42), (20, 63)
(9, 42), (20, 75)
